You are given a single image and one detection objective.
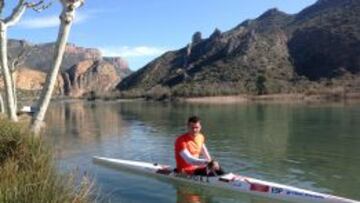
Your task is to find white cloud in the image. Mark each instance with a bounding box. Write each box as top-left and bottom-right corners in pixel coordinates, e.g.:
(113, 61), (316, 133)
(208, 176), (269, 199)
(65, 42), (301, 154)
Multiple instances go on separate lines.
(19, 12), (88, 29)
(19, 15), (59, 29)
(100, 46), (169, 58)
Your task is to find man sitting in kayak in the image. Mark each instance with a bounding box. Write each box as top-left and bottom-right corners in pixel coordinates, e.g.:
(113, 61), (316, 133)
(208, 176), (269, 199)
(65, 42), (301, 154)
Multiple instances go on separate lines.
(175, 116), (225, 176)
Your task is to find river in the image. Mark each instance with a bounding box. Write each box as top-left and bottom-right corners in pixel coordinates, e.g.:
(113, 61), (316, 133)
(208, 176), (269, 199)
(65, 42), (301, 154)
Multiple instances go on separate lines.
(44, 100), (360, 203)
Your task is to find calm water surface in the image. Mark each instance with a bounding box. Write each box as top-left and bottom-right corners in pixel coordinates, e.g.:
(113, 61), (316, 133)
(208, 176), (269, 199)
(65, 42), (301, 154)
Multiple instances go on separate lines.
(44, 101), (360, 203)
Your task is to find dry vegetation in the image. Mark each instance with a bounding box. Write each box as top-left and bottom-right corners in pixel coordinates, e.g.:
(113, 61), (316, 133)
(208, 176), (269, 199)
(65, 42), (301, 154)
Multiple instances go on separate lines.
(0, 118), (93, 203)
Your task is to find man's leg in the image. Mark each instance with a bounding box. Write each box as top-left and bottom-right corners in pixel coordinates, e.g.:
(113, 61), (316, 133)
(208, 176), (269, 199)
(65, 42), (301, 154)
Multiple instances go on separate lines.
(193, 167), (208, 176)
(193, 165), (226, 176)
(207, 160), (226, 176)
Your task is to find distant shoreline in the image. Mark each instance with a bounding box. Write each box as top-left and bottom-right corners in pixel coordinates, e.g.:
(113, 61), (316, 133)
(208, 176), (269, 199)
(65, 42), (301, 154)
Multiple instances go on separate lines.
(17, 92), (360, 105)
(183, 93), (360, 104)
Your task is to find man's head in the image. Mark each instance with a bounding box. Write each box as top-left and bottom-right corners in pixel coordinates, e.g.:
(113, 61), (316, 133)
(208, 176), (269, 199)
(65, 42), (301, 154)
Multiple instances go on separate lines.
(187, 116), (201, 135)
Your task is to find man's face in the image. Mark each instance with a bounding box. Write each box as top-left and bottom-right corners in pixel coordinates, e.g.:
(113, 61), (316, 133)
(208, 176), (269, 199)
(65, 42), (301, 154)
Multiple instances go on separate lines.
(188, 121), (201, 135)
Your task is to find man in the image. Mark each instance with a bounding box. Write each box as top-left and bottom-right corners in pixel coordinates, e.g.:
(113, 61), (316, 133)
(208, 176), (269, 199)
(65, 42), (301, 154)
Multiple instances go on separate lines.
(174, 116), (224, 176)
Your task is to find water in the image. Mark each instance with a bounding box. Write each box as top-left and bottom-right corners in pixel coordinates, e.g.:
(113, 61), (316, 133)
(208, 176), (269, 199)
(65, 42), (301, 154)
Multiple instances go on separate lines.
(44, 100), (360, 202)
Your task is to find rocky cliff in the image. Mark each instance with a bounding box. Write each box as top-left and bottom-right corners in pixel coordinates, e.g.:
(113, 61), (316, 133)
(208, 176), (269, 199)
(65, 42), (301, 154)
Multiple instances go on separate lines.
(6, 40), (131, 97)
(8, 40), (102, 71)
(118, 0), (360, 97)
(62, 60), (121, 97)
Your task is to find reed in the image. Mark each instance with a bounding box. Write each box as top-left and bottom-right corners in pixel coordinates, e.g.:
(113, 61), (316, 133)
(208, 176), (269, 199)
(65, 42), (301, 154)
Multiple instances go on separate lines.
(0, 118), (93, 203)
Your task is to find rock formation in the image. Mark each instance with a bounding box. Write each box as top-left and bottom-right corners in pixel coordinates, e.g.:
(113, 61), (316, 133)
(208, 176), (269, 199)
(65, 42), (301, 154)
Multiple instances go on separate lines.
(62, 59), (121, 97)
(5, 40), (131, 97)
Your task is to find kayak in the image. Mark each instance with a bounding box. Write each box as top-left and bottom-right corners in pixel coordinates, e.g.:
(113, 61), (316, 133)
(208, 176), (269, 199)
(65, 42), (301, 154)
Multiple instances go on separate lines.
(92, 156), (359, 203)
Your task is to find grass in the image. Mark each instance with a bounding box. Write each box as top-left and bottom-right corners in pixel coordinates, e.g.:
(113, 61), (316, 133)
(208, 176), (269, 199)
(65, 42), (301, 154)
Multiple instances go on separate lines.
(0, 118), (93, 203)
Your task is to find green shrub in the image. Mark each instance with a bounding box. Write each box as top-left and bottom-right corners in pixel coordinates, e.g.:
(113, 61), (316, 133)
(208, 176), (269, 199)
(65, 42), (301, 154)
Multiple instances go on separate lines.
(0, 119), (92, 203)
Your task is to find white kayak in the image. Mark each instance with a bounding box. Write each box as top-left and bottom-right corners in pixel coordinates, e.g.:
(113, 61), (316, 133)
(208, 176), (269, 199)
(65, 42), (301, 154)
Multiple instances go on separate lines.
(92, 156), (359, 203)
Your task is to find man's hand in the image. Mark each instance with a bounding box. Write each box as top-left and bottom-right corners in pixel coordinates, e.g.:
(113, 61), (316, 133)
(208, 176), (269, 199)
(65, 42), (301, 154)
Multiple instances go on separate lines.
(207, 160), (220, 171)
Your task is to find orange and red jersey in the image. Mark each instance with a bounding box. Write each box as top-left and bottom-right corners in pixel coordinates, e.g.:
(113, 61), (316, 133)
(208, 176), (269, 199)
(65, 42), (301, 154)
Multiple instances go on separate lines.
(174, 132), (205, 174)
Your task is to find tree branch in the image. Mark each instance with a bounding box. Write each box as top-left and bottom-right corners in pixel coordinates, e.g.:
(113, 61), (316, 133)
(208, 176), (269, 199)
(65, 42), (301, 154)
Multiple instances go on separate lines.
(10, 40), (33, 72)
(28, 0), (52, 13)
(0, 0), (5, 16)
(4, 0), (27, 27)
(61, 0), (84, 11)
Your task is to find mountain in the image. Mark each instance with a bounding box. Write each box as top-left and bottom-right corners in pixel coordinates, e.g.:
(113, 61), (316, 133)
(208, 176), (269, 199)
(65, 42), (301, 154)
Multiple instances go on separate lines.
(6, 40), (132, 97)
(117, 0), (360, 98)
(8, 40), (102, 71)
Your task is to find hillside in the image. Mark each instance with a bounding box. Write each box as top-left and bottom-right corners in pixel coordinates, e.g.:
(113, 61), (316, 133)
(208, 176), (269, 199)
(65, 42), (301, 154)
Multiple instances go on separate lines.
(117, 0), (360, 99)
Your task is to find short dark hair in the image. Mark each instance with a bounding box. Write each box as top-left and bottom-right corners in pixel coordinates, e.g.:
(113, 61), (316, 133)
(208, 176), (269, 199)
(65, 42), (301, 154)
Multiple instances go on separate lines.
(188, 116), (200, 124)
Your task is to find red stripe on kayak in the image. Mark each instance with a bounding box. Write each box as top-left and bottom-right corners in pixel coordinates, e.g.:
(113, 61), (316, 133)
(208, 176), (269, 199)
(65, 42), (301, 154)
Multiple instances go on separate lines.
(250, 183), (270, 192)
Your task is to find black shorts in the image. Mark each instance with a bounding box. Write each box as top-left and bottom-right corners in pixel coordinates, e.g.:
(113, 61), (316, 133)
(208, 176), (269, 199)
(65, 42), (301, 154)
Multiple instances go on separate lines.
(193, 167), (225, 176)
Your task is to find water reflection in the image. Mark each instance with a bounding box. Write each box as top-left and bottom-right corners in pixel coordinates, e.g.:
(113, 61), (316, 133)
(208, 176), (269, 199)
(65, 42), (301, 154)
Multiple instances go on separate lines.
(176, 185), (206, 203)
(45, 101), (131, 159)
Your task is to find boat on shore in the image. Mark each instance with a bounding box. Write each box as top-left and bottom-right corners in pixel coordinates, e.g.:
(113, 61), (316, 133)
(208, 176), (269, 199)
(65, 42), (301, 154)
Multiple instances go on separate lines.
(93, 156), (359, 203)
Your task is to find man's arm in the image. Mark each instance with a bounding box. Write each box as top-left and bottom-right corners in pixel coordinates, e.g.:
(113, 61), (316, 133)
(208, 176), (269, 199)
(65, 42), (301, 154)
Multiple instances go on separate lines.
(201, 144), (212, 161)
(180, 149), (209, 165)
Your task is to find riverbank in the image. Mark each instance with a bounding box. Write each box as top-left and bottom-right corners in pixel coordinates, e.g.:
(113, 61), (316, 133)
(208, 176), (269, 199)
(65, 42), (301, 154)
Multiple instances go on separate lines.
(0, 118), (92, 203)
(16, 90), (360, 106)
(184, 93), (360, 104)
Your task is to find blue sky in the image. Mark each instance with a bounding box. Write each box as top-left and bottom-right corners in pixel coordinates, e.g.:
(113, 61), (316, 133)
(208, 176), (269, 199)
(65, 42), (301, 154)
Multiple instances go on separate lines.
(6, 0), (317, 70)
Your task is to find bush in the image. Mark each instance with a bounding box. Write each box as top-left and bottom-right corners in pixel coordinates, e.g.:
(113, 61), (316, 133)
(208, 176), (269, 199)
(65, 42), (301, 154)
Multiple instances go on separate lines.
(145, 85), (171, 101)
(0, 119), (92, 203)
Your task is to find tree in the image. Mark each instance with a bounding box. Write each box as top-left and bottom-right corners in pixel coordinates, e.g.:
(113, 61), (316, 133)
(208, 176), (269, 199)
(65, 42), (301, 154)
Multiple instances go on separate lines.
(8, 40), (34, 113)
(31, 0), (84, 134)
(256, 75), (267, 95)
(0, 0), (50, 121)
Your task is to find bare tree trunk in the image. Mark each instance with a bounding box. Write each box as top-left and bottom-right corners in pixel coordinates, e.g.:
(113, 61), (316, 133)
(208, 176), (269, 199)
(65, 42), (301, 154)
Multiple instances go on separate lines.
(31, 0), (84, 134)
(10, 71), (18, 113)
(10, 42), (31, 114)
(0, 93), (4, 114)
(0, 1), (53, 121)
(0, 22), (17, 121)
(0, 0), (30, 121)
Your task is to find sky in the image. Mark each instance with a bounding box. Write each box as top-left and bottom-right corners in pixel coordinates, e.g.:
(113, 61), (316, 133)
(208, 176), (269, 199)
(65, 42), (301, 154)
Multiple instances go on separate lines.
(5, 0), (317, 71)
